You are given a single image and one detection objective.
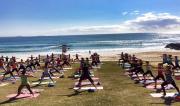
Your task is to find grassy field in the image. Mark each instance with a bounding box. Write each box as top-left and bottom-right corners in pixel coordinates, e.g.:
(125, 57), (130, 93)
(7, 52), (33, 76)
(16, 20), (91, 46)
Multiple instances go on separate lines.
(0, 61), (180, 106)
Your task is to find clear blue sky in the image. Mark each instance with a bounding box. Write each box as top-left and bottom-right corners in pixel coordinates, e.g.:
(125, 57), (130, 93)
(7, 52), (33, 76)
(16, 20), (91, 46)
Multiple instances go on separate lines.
(0, 0), (180, 36)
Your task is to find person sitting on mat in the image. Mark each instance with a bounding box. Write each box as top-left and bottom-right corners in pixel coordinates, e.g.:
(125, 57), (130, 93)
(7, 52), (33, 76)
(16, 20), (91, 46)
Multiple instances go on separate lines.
(15, 70), (34, 97)
(154, 63), (165, 89)
(143, 61), (154, 83)
(161, 65), (180, 96)
(76, 62), (97, 90)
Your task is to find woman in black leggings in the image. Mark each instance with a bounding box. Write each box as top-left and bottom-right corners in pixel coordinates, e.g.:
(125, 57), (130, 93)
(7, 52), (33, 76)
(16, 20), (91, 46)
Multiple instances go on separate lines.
(1, 63), (16, 81)
(135, 59), (144, 80)
(143, 61), (154, 82)
(76, 63), (97, 89)
(161, 65), (180, 96)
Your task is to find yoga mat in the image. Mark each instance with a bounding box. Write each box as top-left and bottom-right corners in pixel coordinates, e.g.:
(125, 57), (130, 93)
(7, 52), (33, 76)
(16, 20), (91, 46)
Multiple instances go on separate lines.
(21, 89), (44, 93)
(124, 63), (131, 68)
(15, 74), (34, 77)
(63, 67), (72, 70)
(175, 70), (180, 73)
(139, 80), (163, 84)
(50, 70), (64, 73)
(0, 82), (9, 87)
(0, 72), (4, 75)
(150, 93), (176, 98)
(124, 69), (131, 71)
(77, 77), (99, 81)
(133, 76), (154, 80)
(146, 84), (174, 90)
(31, 81), (56, 85)
(6, 93), (40, 99)
(74, 74), (94, 78)
(92, 66), (101, 69)
(74, 75), (80, 78)
(175, 73), (180, 76)
(74, 81), (100, 86)
(131, 74), (143, 78)
(175, 95), (180, 101)
(1, 76), (20, 81)
(39, 76), (59, 80)
(73, 86), (103, 90)
(175, 76), (180, 80)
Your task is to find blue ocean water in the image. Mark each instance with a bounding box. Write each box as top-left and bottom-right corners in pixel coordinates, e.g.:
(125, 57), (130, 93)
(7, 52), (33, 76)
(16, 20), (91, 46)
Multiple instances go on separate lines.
(0, 33), (179, 54)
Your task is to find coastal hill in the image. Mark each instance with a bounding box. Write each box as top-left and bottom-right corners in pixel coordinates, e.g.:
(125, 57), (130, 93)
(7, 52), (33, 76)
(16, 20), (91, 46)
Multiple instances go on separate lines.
(165, 43), (180, 50)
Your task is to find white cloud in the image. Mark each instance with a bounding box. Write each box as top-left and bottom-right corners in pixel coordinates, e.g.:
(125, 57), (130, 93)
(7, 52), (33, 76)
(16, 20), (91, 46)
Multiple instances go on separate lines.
(130, 10), (140, 15)
(123, 12), (180, 33)
(1, 12), (180, 36)
(122, 10), (140, 16)
(122, 11), (128, 16)
(55, 12), (180, 34)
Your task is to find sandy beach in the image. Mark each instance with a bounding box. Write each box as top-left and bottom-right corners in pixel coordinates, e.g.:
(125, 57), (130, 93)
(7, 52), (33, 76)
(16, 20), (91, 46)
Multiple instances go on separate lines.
(2, 48), (180, 64)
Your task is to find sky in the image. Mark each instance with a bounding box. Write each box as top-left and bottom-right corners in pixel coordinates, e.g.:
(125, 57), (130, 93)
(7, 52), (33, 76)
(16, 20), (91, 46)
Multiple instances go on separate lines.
(0, 0), (180, 36)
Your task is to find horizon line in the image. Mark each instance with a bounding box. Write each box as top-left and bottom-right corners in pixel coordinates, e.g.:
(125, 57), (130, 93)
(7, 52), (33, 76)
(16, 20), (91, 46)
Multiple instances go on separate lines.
(0, 32), (178, 38)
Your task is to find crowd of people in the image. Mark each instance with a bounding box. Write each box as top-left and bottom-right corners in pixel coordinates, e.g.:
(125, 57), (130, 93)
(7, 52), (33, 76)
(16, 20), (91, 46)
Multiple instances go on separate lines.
(119, 52), (180, 96)
(0, 52), (101, 96)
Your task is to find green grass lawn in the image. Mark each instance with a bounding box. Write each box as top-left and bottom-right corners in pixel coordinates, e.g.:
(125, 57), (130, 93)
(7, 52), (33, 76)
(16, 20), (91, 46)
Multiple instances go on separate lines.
(0, 61), (180, 106)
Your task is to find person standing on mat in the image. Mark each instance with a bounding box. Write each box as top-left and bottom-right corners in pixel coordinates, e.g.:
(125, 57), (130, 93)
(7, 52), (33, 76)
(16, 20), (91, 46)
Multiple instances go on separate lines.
(11, 61), (19, 75)
(0, 58), (6, 72)
(143, 61), (154, 83)
(18, 59), (26, 72)
(15, 70), (34, 97)
(162, 54), (168, 64)
(172, 56), (180, 75)
(135, 59), (144, 80)
(76, 62), (97, 90)
(167, 55), (174, 67)
(154, 63), (165, 89)
(38, 65), (54, 85)
(161, 65), (180, 96)
(1, 63), (16, 81)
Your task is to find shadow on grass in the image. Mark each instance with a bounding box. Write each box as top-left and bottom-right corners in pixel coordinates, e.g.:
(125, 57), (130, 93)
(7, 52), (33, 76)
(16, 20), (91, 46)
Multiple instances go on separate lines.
(0, 97), (27, 105)
(31, 84), (41, 88)
(150, 97), (180, 106)
(58, 90), (87, 97)
(68, 90), (86, 97)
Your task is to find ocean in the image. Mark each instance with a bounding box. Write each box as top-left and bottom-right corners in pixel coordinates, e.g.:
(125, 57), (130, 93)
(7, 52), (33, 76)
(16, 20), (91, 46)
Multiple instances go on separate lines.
(0, 33), (179, 58)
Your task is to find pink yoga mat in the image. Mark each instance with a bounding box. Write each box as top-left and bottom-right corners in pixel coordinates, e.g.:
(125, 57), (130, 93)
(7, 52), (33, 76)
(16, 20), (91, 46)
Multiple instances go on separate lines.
(175, 76), (180, 80)
(146, 84), (174, 90)
(21, 89), (44, 93)
(6, 93), (40, 99)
